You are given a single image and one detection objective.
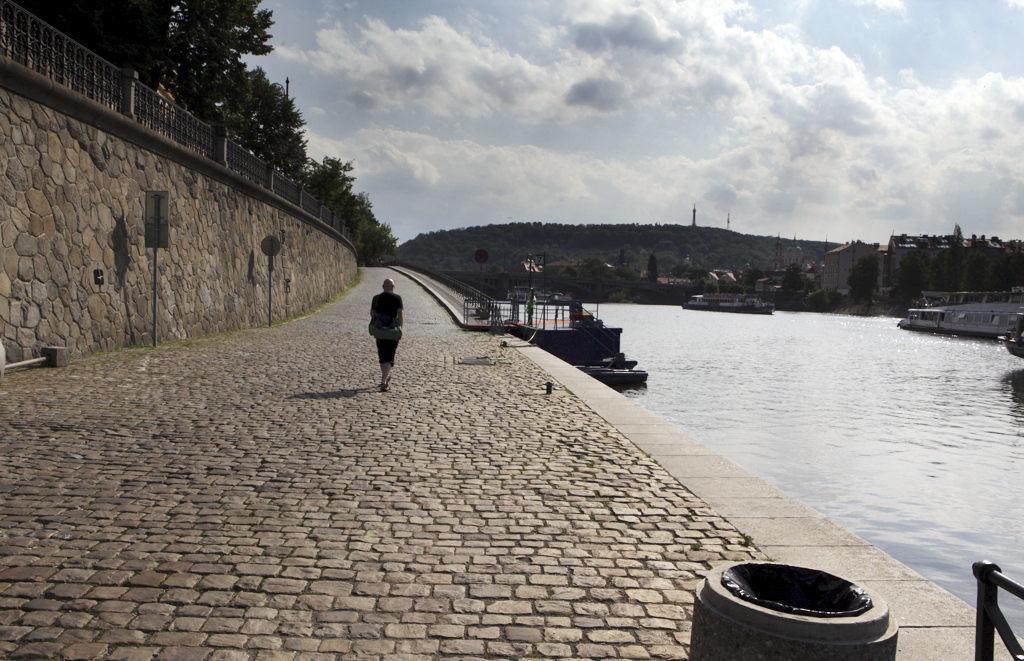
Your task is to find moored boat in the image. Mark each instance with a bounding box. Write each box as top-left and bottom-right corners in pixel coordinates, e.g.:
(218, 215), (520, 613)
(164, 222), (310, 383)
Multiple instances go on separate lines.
(897, 304), (1023, 339)
(1004, 336), (1024, 359)
(1002, 314), (1024, 358)
(683, 293), (774, 315)
(577, 365), (648, 387)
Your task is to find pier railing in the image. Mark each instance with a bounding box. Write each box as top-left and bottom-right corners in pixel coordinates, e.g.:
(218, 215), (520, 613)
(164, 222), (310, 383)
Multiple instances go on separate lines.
(973, 561), (1024, 661)
(391, 262), (507, 328)
(0, 0), (351, 243)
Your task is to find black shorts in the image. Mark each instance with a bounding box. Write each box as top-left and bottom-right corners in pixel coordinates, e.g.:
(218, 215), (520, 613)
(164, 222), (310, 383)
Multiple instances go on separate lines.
(376, 339), (399, 364)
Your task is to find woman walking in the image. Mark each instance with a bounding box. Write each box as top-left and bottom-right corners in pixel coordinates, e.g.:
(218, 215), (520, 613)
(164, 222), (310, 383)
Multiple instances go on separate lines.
(369, 278), (404, 392)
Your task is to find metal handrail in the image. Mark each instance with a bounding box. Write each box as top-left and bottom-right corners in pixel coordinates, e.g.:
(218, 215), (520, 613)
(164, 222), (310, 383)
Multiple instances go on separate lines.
(0, 0), (351, 242)
(974, 561), (1024, 661)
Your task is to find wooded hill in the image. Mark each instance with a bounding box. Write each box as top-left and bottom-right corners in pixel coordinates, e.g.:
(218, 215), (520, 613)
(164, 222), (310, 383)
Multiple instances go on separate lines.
(398, 222), (828, 272)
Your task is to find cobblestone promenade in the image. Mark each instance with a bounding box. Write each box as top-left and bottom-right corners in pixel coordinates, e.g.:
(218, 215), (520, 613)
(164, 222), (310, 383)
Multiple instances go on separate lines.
(0, 268), (759, 660)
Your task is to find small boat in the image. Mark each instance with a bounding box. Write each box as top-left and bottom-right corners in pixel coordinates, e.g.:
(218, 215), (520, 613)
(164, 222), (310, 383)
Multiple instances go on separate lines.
(1003, 336), (1024, 359)
(577, 353), (647, 387)
(684, 293), (774, 315)
(577, 365), (648, 387)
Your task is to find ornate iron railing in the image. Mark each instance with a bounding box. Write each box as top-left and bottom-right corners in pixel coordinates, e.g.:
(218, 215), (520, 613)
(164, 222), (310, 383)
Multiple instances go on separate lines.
(273, 174), (300, 205)
(0, 0), (122, 110)
(226, 140), (268, 187)
(134, 83), (213, 159)
(300, 190), (320, 216)
(974, 561), (1024, 661)
(0, 0), (352, 245)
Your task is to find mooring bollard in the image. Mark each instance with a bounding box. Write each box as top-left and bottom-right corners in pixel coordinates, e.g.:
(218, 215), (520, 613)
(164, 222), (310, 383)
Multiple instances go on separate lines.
(545, 381), (554, 395)
(691, 562), (898, 661)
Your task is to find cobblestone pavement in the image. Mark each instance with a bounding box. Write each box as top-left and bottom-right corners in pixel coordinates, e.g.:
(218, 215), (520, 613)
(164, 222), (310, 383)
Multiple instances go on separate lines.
(0, 268), (760, 660)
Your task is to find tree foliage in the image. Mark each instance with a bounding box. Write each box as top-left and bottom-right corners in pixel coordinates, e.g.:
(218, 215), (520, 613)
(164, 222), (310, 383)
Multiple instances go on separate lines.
(19, 0), (273, 122)
(848, 254), (879, 303)
(21, 0), (397, 264)
(782, 264), (804, 292)
(892, 249), (930, 302)
(806, 289), (843, 311)
(222, 68), (307, 181)
(646, 254), (658, 282)
(398, 223), (828, 273)
(303, 159), (396, 265)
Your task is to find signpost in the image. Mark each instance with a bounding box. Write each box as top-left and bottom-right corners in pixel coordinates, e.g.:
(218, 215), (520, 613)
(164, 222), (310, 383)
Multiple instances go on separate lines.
(474, 248), (488, 273)
(145, 191), (169, 346)
(260, 235), (282, 328)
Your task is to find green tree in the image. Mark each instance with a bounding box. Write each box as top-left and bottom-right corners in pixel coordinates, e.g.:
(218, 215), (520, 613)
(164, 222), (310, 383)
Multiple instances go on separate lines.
(929, 250), (954, 291)
(613, 266), (638, 281)
(782, 264), (804, 292)
(303, 157), (356, 212)
(20, 0), (274, 123)
(848, 254), (879, 304)
(893, 250), (930, 302)
(988, 254), (1013, 291)
(223, 68), (307, 181)
(742, 268), (765, 289)
(646, 254), (659, 282)
(963, 251), (990, 291)
(347, 193), (396, 265)
(946, 224), (965, 290)
(806, 288), (839, 313)
(303, 158), (396, 264)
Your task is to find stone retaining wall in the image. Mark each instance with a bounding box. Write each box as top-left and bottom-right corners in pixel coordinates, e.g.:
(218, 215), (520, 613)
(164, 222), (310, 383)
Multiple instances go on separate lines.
(0, 81), (357, 361)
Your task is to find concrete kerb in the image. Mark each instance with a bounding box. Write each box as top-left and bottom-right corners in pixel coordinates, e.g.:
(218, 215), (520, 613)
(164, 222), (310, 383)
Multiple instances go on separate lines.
(392, 264), (984, 659)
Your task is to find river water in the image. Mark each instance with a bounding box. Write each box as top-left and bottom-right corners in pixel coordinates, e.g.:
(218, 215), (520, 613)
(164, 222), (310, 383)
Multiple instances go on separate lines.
(598, 304), (1024, 623)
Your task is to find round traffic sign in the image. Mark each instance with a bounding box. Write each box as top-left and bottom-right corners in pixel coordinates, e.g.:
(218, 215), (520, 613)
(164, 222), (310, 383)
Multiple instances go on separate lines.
(474, 248), (489, 264)
(261, 235), (282, 257)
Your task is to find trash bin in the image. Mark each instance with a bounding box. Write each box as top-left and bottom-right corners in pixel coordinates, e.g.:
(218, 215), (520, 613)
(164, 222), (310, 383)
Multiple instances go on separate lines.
(690, 562), (898, 661)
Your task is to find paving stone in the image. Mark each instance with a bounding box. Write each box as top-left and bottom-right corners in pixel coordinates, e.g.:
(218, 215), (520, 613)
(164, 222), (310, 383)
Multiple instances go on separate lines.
(0, 268), (760, 658)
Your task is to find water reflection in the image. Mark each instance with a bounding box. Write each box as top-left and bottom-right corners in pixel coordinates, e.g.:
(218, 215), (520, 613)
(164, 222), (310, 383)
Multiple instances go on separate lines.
(600, 304), (1024, 627)
(1002, 369), (1024, 423)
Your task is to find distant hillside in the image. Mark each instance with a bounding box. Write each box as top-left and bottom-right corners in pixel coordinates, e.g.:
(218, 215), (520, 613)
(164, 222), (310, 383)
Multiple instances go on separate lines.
(398, 222), (827, 272)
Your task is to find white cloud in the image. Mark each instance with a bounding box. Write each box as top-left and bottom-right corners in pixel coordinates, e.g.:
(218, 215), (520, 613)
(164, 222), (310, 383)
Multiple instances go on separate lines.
(282, 0), (1024, 243)
(277, 16), (593, 121)
(848, 0), (907, 14)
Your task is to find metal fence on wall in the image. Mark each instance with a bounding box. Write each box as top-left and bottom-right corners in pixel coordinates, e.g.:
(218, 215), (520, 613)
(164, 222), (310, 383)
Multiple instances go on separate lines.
(0, 0), (352, 243)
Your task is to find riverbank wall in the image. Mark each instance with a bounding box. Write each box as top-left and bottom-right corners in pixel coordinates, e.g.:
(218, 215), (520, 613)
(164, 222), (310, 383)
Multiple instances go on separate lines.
(0, 53), (357, 362)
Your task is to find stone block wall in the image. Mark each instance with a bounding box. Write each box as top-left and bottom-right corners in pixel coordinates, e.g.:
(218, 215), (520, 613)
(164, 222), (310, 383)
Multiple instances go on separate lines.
(0, 84), (357, 362)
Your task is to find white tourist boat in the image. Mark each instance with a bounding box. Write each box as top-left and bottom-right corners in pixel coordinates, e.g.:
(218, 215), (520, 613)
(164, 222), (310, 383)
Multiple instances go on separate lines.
(683, 293), (774, 315)
(898, 294), (1024, 339)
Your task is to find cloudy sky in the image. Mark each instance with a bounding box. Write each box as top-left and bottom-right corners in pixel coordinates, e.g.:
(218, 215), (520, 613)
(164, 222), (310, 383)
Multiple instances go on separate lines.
(251, 0), (1024, 243)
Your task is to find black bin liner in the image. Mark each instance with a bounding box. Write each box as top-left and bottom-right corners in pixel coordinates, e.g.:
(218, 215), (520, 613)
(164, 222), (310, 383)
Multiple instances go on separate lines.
(721, 563), (873, 618)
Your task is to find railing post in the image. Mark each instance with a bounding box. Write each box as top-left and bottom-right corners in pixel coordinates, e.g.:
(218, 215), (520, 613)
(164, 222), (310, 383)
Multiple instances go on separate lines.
(973, 561), (999, 661)
(212, 126), (229, 166)
(119, 68), (137, 118)
(264, 163), (275, 191)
